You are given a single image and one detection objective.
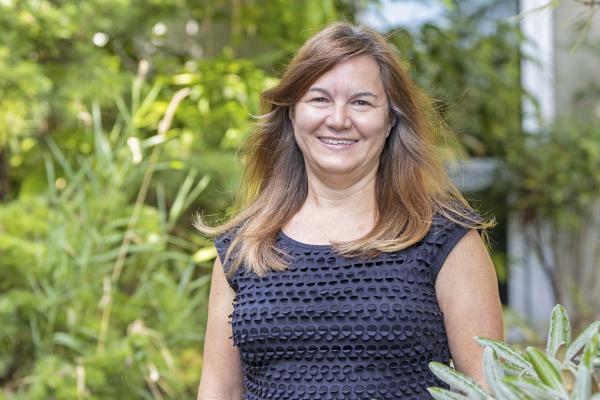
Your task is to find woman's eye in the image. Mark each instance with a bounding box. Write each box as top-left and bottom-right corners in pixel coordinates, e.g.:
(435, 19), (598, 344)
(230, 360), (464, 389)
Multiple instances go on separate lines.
(353, 99), (371, 106)
(311, 97), (328, 103)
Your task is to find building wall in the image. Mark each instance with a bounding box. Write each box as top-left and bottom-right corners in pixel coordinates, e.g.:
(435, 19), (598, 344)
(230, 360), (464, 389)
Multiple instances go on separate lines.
(553, 1), (600, 118)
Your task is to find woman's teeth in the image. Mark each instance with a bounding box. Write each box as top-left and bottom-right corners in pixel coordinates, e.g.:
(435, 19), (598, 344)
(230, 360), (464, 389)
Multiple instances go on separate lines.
(319, 138), (358, 145)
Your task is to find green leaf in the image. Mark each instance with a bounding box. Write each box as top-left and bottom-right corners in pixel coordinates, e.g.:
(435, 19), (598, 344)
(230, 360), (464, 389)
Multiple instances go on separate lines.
(428, 362), (489, 399)
(498, 380), (530, 399)
(571, 362), (591, 400)
(565, 321), (600, 362)
(168, 168), (198, 227)
(53, 332), (85, 354)
(483, 347), (522, 399)
(193, 246), (218, 263)
(581, 332), (599, 368)
(169, 173), (210, 231)
(483, 347), (503, 389)
(441, 0), (457, 11)
(504, 375), (560, 399)
(547, 304), (571, 358)
(427, 387), (469, 400)
(526, 347), (569, 398)
(46, 136), (75, 179)
(496, 381), (528, 400)
(476, 337), (535, 375)
(92, 101), (112, 163)
(502, 359), (527, 376)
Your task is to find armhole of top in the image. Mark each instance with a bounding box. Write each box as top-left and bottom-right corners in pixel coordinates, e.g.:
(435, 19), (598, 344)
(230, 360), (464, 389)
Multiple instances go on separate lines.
(430, 222), (481, 285)
(214, 233), (238, 292)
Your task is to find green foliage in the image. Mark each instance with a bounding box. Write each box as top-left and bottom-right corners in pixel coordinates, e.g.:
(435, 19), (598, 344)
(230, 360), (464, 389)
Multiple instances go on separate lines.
(0, 86), (214, 398)
(499, 118), (600, 327)
(505, 119), (600, 226)
(0, 0), (532, 397)
(0, 0), (360, 201)
(428, 304), (600, 399)
(388, 2), (522, 157)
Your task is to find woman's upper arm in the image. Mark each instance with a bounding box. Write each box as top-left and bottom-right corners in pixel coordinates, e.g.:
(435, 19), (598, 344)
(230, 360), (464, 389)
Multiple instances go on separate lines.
(197, 256), (244, 400)
(435, 229), (503, 387)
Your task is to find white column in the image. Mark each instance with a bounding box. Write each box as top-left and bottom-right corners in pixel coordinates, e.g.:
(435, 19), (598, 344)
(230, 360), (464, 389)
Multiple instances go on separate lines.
(519, 0), (555, 131)
(507, 0), (556, 334)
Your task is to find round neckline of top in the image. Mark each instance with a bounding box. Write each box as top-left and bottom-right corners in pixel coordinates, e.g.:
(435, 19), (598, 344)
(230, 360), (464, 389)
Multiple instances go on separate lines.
(277, 229), (333, 250)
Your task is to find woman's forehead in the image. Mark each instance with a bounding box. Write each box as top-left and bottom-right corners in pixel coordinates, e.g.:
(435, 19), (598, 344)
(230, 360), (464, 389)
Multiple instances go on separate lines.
(309, 56), (385, 94)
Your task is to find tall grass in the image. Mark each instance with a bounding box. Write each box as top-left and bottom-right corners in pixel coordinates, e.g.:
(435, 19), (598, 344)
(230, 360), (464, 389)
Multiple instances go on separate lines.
(0, 74), (213, 399)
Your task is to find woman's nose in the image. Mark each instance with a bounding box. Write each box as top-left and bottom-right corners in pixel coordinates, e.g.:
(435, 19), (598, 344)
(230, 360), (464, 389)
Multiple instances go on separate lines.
(325, 104), (351, 130)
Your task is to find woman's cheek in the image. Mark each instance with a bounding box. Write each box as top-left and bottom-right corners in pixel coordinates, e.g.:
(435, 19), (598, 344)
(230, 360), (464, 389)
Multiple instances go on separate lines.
(353, 116), (388, 137)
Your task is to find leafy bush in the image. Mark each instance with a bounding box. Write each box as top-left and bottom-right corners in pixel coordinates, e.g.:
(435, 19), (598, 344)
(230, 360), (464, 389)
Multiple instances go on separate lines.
(0, 87), (214, 399)
(428, 304), (600, 399)
(500, 118), (600, 329)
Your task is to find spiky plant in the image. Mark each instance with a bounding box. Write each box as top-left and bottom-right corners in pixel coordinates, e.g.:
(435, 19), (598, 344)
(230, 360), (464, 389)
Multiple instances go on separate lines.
(428, 304), (600, 400)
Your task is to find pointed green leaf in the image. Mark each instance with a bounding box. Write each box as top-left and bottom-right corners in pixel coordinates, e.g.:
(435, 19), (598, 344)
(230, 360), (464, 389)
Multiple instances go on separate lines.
(582, 332), (599, 368)
(547, 304), (571, 358)
(427, 387), (469, 400)
(483, 347), (522, 399)
(177, 173), (210, 227)
(136, 83), (163, 121)
(483, 347), (503, 390)
(498, 380), (529, 399)
(502, 359), (527, 376)
(46, 136), (75, 179)
(526, 347), (569, 398)
(53, 332), (85, 354)
(476, 336), (535, 375)
(571, 361), (591, 400)
(495, 380), (528, 400)
(504, 375), (560, 399)
(92, 101), (112, 162)
(428, 362), (489, 399)
(566, 321), (600, 362)
(168, 168), (198, 226)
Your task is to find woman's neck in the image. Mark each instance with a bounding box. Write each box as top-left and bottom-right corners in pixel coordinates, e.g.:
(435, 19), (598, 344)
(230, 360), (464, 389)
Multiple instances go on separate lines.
(304, 167), (377, 214)
(282, 167), (378, 244)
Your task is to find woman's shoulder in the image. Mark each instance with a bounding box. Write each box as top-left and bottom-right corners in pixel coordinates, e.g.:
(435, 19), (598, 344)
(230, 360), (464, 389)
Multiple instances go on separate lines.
(425, 208), (484, 282)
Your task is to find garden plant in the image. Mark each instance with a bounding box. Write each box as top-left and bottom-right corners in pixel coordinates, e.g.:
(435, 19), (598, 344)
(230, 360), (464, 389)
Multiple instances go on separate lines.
(428, 304), (600, 399)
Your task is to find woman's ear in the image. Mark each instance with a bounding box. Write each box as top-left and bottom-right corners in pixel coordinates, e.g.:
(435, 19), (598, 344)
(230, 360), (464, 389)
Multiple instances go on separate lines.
(288, 107), (294, 124)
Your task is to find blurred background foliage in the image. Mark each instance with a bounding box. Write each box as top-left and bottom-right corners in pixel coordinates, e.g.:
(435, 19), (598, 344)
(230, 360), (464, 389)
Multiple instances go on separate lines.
(1, 0), (599, 398)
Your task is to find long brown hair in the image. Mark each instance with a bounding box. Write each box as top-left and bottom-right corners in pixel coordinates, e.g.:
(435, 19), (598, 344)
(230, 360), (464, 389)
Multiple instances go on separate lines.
(194, 21), (494, 279)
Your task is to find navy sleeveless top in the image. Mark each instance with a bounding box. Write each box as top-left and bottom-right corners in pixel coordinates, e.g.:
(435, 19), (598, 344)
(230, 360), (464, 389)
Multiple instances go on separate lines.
(215, 215), (472, 400)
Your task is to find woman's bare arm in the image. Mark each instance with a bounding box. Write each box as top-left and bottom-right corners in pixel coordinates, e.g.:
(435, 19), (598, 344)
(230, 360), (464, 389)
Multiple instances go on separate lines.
(435, 229), (504, 388)
(197, 256), (245, 400)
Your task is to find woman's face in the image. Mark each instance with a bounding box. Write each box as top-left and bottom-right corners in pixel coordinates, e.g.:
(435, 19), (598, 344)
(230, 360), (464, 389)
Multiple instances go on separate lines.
(292, 55), (392, 181)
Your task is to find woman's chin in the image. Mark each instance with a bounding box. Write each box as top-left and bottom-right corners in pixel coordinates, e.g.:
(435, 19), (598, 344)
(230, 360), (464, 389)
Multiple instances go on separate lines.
(313, 162), (359, 177)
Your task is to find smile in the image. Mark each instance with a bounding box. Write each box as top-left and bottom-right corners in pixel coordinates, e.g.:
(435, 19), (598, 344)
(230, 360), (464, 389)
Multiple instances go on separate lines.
(318, 137), (359, 146)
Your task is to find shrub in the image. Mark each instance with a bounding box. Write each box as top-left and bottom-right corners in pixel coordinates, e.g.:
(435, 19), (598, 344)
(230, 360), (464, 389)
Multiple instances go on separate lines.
(428, 304), (600, 399)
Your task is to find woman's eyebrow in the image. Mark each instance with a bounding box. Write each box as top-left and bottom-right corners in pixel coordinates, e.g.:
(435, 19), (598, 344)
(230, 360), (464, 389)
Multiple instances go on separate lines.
(352, 91), (378, 99)
(307, 87), (332, 97)
(308, 87), (378, 98)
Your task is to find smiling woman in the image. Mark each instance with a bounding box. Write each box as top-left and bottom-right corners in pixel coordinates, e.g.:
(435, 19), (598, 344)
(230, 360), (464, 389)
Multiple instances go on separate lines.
(195, 22), (502, 400)
(291, 56), (392, 178)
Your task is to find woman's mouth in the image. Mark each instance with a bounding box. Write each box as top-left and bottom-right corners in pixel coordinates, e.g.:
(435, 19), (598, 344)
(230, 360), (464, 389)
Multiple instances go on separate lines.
(318, 137), (359, 147)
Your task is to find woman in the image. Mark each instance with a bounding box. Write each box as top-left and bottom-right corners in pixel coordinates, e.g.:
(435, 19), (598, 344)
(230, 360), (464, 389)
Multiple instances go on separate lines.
(196, 22), (503, 400)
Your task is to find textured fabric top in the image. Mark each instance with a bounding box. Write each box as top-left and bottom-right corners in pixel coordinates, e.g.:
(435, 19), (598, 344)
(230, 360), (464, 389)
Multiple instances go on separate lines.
(215, 214), (473, 400)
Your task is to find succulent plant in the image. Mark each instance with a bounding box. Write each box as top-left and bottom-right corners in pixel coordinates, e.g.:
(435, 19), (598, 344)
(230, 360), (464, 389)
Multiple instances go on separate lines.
(428, 304), (600, 399)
